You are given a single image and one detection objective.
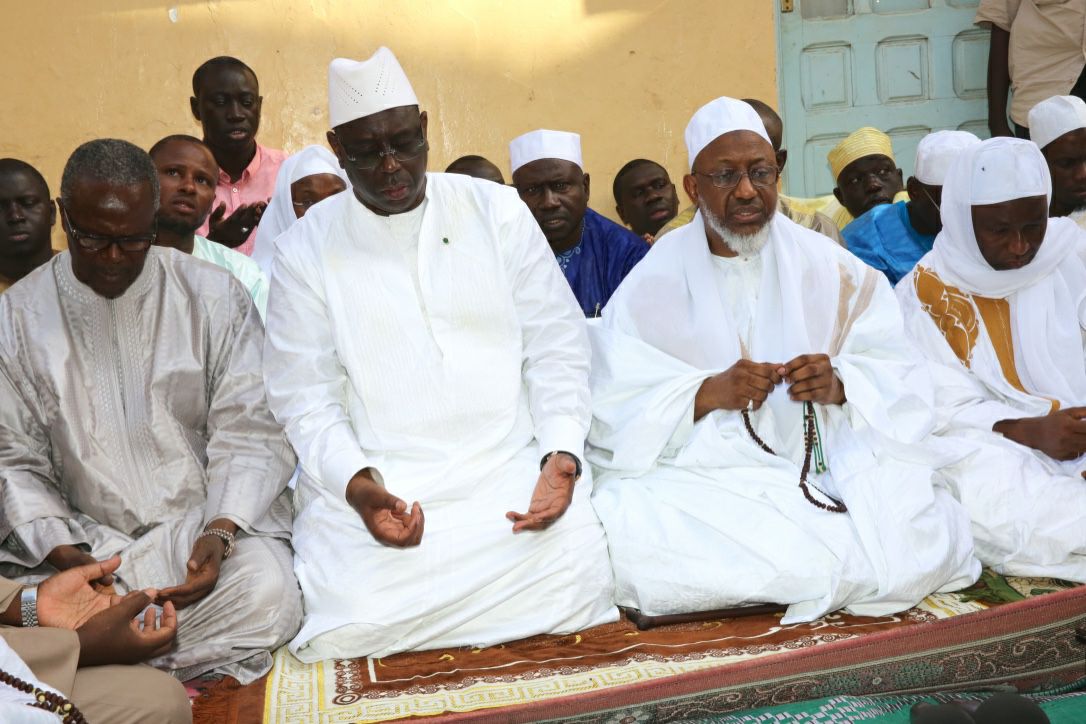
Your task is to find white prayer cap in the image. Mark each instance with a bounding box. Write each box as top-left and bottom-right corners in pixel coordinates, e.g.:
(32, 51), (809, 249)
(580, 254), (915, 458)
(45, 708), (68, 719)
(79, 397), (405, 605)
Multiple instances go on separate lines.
(328, 47), (419, 129)
(684, 97), (771, 171)
(965, 138), (1049, 205)
(1028, 95), (1086, 150)
(913, 130), (981, 186)
(508, 130), (583, 175)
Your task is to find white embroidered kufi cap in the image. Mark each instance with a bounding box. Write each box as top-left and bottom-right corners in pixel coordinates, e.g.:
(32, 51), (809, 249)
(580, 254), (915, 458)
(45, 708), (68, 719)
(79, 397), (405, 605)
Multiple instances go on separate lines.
(1028, 95), (1086, 150)
(508, 130), (583, 175)
(684, 96), (770, 171)
(328, 47), (419, 129)
(913, 130), (981, 185)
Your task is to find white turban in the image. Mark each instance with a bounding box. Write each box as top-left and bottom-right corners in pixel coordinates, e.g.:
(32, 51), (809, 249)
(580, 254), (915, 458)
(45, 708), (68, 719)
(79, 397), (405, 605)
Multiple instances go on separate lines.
(328, 47), (419, 129)
(251, 145), (349, 276)
(913, 130), (981, 186)
(684, 97), (771, 171)
(922, 137), (1086, 409)
(1027, 95), (1086, 150)
(508, 130), (583, 175)
(931, 137), (1063, 298)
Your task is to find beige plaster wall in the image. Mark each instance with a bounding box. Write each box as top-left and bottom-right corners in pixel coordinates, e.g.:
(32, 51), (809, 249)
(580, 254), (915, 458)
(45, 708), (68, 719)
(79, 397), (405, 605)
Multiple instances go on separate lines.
(2, 0), (777, 233)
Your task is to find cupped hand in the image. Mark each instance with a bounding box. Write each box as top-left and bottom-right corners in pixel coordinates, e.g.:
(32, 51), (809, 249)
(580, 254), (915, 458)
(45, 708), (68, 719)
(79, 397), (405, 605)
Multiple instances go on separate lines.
(46, 545), (113, 588)
(346, 471), (424, 547)
(36, 555), (132, 629)
(206, 201), (267, 248)
(77, 591), (177, 667)
(156, 534), (224, 609)
(506, 452), (578, 533)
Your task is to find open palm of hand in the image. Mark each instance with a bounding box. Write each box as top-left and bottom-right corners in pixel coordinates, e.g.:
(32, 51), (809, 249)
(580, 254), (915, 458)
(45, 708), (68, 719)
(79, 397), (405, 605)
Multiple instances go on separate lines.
(506, 453), (579, 532)
(36, 555), (125, 629)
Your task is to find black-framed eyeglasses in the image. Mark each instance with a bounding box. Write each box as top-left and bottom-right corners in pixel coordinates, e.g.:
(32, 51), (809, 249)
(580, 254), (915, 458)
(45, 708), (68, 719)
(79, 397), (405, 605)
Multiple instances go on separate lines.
(694, 166), (779, 189)
(60, 204), (156, 252)
(335, 132), (429, 171)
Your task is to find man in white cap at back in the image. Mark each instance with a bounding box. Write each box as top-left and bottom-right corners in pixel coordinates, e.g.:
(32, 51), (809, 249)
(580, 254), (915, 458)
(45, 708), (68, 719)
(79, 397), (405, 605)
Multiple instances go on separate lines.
(1029, 95), (1086, 227)
(587, 96), (978, 623)
(898, 137), (1086, 582)
(843, 130), (981, 285)
(509, 129), (648, 316)
(262, 47), (616, 661)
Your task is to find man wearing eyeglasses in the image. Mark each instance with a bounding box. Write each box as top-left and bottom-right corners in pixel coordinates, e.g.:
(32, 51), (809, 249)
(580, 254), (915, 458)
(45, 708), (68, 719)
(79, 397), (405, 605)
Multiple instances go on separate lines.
(149, 134), (268, 317)
(843, 131), (980, 285)
(0, 138), (301, 684)
(0, 158), (57, 294)
(587, 97), (979, 624)
(509, 130), (649, 317)
(263, 47), (616, 662)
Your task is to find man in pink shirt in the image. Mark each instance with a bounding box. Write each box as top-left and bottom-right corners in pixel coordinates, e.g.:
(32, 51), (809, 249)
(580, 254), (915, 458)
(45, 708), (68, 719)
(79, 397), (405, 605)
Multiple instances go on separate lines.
(191, 57), (287, 256)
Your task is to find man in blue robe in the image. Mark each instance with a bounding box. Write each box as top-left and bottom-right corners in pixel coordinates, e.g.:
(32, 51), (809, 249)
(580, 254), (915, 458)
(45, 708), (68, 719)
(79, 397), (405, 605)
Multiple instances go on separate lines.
(844, 131), (979, 285)
(510, 129), (648, 316)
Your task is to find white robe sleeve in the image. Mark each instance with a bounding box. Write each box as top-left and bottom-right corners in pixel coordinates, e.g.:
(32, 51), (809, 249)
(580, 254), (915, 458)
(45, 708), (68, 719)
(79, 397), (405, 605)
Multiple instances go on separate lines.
(830, 274), (938, 445)
(499, 200), (592, 461)
(264, 229), (374, 501)
(203, 278), (296, 534)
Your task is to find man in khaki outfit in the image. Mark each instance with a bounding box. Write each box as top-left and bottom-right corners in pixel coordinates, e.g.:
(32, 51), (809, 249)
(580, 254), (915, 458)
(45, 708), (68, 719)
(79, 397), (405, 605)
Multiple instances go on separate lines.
(0, 556), (191, 723)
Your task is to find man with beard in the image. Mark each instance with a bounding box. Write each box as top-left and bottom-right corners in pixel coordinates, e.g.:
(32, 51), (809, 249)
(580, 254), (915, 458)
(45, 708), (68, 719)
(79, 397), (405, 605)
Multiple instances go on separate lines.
(612, 159), (679, 241)
(0, 159), (56, 293)
(191, 56), (286, 255)
(825, 127), (907, 230)
(586, 96), (978, 622)
(263, 47), (615, 662)
(1028, 95), (1086, 227)
(509, 130), (648, 316)
(656, 99), (840, 244)
(149, 134), (268, 316)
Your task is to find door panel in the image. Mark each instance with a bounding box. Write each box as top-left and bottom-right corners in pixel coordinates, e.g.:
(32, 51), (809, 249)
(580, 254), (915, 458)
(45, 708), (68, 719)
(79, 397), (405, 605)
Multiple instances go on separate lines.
(779, 0), (989, 197)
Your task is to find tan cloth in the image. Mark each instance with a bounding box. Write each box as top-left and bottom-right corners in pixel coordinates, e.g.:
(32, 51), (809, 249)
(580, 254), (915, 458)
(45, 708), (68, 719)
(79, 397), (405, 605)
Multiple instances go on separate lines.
(976, 0), (1086, 126)
(656, 195), (844, 244)
(0, 578), (191, 724)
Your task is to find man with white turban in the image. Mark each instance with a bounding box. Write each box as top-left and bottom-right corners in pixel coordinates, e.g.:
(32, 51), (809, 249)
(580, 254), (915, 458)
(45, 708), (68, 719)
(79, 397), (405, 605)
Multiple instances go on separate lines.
(897, 137), (1086, 582)
(263, 47), (616, 661)
(844, 131), (981, 284)
(251, 145), (347, 276)
(509, 129), (649, 317)
(588, 96), (979, 623)
(1028, 95), (1086, 228)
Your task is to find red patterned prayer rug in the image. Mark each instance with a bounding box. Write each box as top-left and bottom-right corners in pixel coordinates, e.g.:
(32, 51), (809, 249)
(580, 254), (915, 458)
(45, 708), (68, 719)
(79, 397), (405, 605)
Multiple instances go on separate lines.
(191, 573), (1083, 723)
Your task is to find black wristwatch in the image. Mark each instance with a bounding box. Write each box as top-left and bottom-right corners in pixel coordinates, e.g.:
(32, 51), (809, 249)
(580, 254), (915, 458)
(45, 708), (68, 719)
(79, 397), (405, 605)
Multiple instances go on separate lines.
(540, 450), (583, 479)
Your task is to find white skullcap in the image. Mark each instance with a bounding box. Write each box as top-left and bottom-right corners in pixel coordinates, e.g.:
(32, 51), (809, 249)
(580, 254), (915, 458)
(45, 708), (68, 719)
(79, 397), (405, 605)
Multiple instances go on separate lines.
(508, 130), (583, 175)
(1027, 95), (1086, 150)
(913, 130), (981, 185)
(328, 47), (419, 129)
(966, 138), (1049, 205)
(684, 96), (771, 171)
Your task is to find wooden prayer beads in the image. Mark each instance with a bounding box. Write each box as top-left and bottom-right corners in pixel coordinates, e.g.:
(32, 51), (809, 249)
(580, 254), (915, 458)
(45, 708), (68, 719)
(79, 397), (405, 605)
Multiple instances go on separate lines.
(0, 668), (87, 723)
(742, 400), (848, 514)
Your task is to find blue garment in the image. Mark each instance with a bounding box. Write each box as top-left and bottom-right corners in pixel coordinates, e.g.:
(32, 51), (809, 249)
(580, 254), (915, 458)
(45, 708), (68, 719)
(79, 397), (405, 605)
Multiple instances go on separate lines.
(843, 201), (935, 285)
(558, 209), (649, 317)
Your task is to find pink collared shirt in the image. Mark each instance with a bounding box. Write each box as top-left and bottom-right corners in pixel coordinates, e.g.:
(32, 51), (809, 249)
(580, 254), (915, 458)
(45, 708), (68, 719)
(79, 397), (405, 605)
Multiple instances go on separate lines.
(198, 142), (288, 256)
